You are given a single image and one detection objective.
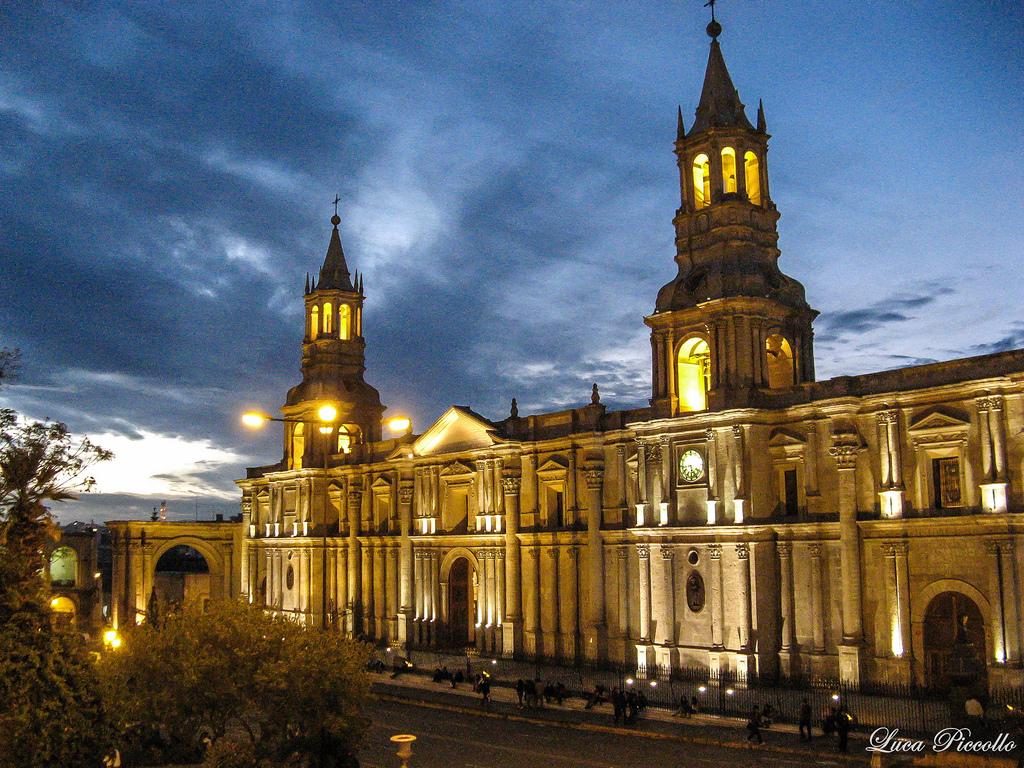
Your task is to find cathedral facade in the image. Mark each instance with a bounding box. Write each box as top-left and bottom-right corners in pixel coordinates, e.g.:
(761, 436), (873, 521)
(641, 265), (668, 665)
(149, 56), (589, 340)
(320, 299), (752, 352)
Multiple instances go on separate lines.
(111, 23), (1024, 692)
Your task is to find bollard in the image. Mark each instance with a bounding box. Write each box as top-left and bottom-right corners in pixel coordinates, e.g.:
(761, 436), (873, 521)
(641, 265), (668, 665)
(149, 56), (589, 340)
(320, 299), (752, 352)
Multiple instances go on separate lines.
(390, 734), (416, 768)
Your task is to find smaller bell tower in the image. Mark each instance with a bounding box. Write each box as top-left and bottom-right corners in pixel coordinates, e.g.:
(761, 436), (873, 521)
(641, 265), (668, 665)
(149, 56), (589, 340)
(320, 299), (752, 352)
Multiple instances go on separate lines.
(283, 209), (384, 469)
(647, 17), (817, 415)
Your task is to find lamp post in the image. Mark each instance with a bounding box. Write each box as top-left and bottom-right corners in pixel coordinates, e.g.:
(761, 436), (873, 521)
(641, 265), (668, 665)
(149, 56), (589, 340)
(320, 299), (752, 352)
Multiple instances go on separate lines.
(385, 416), (412, 436)
(241, 404), (340, 468)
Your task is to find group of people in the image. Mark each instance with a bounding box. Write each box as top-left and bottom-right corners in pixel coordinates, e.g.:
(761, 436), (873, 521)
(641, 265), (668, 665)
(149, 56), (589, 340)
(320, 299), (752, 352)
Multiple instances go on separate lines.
(514, 678), (567, 708)
(610, 686), (648, 724)
(745, 697), (853, 752)
(431, 665), (465, 689)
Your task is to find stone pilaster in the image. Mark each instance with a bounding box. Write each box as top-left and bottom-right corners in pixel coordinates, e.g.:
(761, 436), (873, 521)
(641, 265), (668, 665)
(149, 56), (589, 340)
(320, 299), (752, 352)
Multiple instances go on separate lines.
(583, 467), (606, 660)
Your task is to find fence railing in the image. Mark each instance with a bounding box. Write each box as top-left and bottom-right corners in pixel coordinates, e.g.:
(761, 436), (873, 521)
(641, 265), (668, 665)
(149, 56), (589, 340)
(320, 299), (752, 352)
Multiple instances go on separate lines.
(374, 648), (1024, 737)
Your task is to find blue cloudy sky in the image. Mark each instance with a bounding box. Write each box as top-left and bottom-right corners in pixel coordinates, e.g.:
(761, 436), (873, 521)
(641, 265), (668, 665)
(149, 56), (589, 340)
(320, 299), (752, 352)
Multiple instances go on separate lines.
(2, 1), (1022, 523)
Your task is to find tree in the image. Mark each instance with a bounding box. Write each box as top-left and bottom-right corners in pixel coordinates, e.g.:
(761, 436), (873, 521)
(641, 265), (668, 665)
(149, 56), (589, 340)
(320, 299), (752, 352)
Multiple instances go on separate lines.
(98, 599), (371, 767)
(0, 382), (115, 766)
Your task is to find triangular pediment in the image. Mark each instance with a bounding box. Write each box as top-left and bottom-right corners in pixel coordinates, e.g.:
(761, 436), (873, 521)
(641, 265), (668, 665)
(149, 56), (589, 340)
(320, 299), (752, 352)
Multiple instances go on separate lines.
(441, 459), (476, 476)
(909, 407), (971, 432)
(768, 427), (807, 447)
(536, 456), (569, 474)
(370, 476), (392, 490)
(413, 406), (503, 457)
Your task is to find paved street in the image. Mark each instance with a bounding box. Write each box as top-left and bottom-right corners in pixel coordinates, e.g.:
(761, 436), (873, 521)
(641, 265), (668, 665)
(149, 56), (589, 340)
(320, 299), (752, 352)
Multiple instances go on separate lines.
(359, 697), (863, 768)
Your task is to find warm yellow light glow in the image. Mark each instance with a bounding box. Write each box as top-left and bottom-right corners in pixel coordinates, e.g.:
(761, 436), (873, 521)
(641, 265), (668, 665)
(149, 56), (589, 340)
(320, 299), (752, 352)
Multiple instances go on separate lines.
(765, 334), (795, 388)
(50, 596), (75, 613)
(339, 304), (351, 340)
(721, 147), (737, 194)
(323, 302), (333, 334)
(692, 153), (711, 209)
(744, 150), (761, 205)
(291, 422), (305, 470)
(103, 629), (122, 649)
(677, 337), (711, 412)
(242, 411), (270, 428)
(318, 426), (334, 434)
(310, 305), (319, 340)
(317, 404), (338, 423)
(386, 416), (412, 434)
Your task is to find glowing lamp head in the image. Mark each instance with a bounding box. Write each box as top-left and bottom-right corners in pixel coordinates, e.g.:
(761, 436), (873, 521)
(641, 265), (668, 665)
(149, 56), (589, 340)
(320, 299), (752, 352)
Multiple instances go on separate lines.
(242, 411), (270, 429)
(386, 416), (411, 434)
(318, 426), (334, 435)
(317, 404), (338, 423)
(103, 629), (122, 649)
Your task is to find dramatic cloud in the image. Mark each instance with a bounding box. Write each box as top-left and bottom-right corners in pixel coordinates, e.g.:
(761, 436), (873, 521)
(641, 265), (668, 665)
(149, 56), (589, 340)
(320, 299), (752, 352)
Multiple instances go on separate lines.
(2, 2), (1022, 523)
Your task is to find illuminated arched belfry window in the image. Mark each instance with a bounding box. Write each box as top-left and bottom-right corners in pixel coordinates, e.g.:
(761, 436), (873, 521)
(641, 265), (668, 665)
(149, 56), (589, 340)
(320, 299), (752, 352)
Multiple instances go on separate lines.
(49, 546), (77, 586)
(677, 337), (711, 412)
(310, 306), (319, 340)
(765, 333), (795, 388)
(744, 151), (761, 205)
(336, 423), (361, 454)
(339, 304), (351, 340)
(50, 596), (76, 625)
(692, 153), (711, 210)
(721, 147), (737, 194)
(322, 302), (333, 335)
(291, 422), (305, 469)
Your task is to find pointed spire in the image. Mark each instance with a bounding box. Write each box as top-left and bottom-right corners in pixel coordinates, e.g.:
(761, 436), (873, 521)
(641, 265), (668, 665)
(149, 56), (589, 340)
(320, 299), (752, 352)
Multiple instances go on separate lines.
(304, 272), (310, 295)
(676, 105), (686, 141)
(756, 99), (767, 133)
(689, 33), (753, 135)
(358, 273), (364, 295)
(316, 212), (355, 291)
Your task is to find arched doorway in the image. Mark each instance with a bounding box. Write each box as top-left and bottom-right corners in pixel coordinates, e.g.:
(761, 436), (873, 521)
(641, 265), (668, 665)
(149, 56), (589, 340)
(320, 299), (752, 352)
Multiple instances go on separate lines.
(447, 558), (474, 648)
(154, 544), (211, 613)
(49, 596), (77, 627)
(923, 591), (987, 691)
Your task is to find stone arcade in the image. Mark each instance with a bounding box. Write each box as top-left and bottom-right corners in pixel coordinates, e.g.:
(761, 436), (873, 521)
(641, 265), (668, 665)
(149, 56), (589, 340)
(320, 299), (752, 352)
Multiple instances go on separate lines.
(110, 21), (1024, 692)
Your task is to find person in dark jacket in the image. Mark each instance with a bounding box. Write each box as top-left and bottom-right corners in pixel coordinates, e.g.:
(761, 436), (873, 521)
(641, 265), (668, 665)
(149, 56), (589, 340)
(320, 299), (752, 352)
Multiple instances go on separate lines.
(746, 706), (764, 744)
(515, 679), (525, 708)
(799, 698), (813, 741)
(835, 706), (852, 753)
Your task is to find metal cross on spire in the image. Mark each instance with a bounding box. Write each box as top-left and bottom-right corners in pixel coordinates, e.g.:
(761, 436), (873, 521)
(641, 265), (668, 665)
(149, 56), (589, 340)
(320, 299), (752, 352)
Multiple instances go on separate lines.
(704, 0), (716, 22)
(703, 0), (722, 39)
(332, 194), (341, 217)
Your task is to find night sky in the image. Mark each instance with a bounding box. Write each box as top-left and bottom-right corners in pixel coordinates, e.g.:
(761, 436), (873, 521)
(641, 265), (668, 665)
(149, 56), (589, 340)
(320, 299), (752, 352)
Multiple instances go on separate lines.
(2, 1), (1022, 524)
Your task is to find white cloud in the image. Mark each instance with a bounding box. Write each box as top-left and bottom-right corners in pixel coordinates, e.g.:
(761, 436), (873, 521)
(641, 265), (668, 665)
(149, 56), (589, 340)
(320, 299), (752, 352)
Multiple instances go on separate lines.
(87, 429), (244, 499)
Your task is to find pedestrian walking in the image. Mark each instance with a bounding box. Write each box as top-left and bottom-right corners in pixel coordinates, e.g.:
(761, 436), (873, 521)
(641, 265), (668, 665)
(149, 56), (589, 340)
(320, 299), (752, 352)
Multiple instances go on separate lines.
(746, 706), (764, 744)
(798, 698), (813, 742)
(612, 687), (625, 724)
(836, 706), (852, 753)
(515, 679), (525, 708)
(480, 677), (491, 707)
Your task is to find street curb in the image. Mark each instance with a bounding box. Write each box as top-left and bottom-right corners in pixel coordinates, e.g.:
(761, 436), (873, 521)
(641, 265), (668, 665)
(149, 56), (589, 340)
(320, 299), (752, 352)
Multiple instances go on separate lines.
(372, 689), (872, 765)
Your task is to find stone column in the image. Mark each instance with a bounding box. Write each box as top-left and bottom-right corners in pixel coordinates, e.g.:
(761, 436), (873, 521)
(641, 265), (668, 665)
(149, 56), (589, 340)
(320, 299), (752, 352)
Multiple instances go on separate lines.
(584, 467), (606, 660)
(542, 548), (560, 658)
(429, 552), (440, 644)
(659, 436), (672, 525)
(830, 442), (864, 686)
(483, 548), (495, 651)
(385, 546), (398, 642)
(809, 544), (826, 653)
(397, 484), (414, 648)
(347, 486), (362, 634)
(495, 548), (505, 632)
(987, 541), (1007, 664)
(526, 546), (542, 657)
(1000, 541), (1021, 663)
(636, 544), (653, 672)
(635, 438), (648, 526)
(732, 426), (746, 523)
(705, 428), (718, 524)
(361, 544), (374, 637)
(777, 543), (795, 677)
(877, 411), (905, 518)
(336, 546), (348, 633)
(734, 543), (753, 680)
(561, 547), (579, 661)
(567, 448), (578, 524)
(616, 546), (630, 654)
(501, 476), (522, 657)
(264, 549), (274, 608)
(413, 550), (424, 644)
(373, 545), (386, 639)
(655, 545), (677, 671)
(978, 397), (1009, 512)
(709, 544), (724, 648)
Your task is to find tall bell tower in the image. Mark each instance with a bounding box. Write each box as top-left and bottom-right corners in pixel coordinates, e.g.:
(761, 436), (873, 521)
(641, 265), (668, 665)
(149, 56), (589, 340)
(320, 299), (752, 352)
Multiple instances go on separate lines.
(282, 210), (384, 469)
(647, 17), (817, 415)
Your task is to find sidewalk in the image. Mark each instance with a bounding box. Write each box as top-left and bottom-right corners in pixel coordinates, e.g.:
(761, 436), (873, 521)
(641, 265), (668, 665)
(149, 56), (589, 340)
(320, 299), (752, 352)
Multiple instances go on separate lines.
(370, 671), (871, 764)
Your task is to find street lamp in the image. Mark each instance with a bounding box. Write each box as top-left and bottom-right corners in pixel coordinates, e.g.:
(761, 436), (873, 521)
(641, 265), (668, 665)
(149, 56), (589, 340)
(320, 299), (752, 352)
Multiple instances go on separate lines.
(241, 405), (339, 433)
(386, 416), (412, 435)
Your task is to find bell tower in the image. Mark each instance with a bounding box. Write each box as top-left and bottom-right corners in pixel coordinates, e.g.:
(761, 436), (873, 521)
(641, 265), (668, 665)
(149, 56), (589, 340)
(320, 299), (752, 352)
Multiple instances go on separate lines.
(646, 17), (817, 415)
(283, 209), (384, 469)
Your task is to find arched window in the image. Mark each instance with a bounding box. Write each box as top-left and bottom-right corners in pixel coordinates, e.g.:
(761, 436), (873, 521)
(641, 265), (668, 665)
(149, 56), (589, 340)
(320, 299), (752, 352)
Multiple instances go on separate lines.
(310, 306), (319, 340)
(677, 337), (711, 412)
(322, 303), (333, 335)
(291, 422), (305, 470)
(49, 596), (76, 625)
(744, 151), (761, 205)
(765, 334), (795, 388)
(339, 304), (351, 340)
(49, 546), (77, 586)
(692, 154), (711, 209)
(721, 147), (737, 194)
(336, 424), (354, 454)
